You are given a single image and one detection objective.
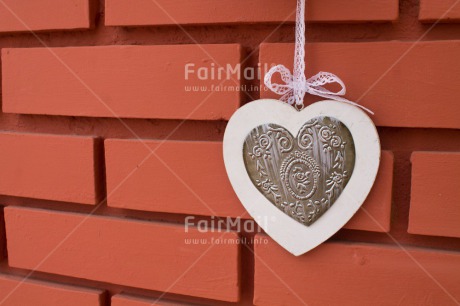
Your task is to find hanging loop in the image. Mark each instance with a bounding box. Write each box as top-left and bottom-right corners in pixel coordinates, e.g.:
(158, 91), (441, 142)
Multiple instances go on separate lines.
(263, 0), (373, 115)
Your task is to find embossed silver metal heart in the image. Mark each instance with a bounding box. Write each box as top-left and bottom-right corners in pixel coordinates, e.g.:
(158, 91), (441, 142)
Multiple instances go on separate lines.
(243, 117), (355, 226)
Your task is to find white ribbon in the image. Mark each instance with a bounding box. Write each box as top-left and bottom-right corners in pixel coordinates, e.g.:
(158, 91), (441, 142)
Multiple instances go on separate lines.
(264, 0), (373, 115)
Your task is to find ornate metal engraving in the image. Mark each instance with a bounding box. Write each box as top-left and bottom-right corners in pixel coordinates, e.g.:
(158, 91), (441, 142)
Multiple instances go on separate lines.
(243, 117), (356, 226)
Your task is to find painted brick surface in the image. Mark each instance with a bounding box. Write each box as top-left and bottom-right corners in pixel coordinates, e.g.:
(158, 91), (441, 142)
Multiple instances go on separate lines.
(419, 0), (460, 22)
(0, 210), (4, 261)
(0, 0), (91, 33)
(409, 152), (460, 238)
(105, 139), (246, 218)
(112, 294), (191, 306)
(4, 207), (240, 302)
(106, 0), (398, 26)
(0, 132), (97, 204)
(2, 45), (241, 120)
(0, 275), (103, 306)
(254, 240), (460, 305)
(260, 42), (460, 129)
(344, 151), (393, 232)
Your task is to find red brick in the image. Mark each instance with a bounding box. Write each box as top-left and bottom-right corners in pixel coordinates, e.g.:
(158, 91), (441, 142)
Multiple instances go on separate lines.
(260, 42), (460, 129)
(112, 294), (191, 306)
(420, 0), (460, 22)
(254, 239), (460, 305)
(0, 0), (91, 33)
(0, 210), (4, 261)
(105, 139), (246, 218)
(344, 151), (393, 232)
(0, 274), (102, 306)
(409, 152), (460, 238)
(4, 207), (240, 302)
(0, 132), (97, 204)
(105, 0), (398, 26)
(2, 45), (241, 120)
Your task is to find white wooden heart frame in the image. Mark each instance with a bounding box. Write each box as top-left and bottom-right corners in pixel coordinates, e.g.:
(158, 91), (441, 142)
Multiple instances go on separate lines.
(224, 99), (380, 256)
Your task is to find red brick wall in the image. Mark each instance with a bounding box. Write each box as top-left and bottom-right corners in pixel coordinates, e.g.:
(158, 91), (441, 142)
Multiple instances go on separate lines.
(0, 0), (460, 305)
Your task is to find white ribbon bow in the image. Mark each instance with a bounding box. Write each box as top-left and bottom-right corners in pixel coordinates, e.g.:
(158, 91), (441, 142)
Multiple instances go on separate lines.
(264, 65), (374, 114)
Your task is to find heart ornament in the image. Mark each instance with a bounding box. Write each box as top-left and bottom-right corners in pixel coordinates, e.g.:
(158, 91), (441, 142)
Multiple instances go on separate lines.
(224, 99), (380, 255)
